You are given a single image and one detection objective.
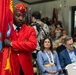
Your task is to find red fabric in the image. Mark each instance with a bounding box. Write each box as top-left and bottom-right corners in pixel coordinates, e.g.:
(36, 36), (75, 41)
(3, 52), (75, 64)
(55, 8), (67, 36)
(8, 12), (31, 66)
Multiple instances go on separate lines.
(1, 48), (10, 75)
(0, 0), (13, 75)
(14, 3), (26, 13)
(0, 0), (4, 73)
(0, 52), (3, 75)
(0, 0), (10, 42)
(10, 24), (37, 75)
(52, 8), (57, 23)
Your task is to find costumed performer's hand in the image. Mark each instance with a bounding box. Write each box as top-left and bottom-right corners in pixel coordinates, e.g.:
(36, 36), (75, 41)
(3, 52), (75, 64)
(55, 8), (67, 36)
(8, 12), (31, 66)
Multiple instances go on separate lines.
(4, 39), (12, 47)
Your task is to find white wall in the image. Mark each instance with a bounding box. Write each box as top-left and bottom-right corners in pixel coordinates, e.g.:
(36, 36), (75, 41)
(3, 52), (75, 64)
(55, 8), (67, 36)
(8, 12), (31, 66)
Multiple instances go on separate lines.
(13, 0), (29, 6)
(29, 1), (61, 18)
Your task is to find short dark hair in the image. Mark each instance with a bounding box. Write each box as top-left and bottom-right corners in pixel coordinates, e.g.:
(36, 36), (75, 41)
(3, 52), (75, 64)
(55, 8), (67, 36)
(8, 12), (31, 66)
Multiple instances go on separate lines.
(32, 11), (41, 19)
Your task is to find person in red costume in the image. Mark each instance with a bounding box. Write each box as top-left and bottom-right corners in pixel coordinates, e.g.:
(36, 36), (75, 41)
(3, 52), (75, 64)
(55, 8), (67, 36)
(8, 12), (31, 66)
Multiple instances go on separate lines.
(4, 3), (37, 75)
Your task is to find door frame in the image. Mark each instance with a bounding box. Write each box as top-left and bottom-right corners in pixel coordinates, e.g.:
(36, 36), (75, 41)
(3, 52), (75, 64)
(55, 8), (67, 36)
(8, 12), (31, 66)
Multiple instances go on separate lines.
(71, 6), (76, 37)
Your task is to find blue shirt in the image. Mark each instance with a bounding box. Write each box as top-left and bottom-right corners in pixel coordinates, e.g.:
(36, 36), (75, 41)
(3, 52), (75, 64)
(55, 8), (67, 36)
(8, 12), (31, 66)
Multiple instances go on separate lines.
(67, 49), (76, 63)
(37, 51), (61, 75)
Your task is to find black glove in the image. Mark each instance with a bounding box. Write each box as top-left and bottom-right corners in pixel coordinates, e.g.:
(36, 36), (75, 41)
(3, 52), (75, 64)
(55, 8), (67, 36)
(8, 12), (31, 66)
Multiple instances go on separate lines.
(4, 39), (12, 47)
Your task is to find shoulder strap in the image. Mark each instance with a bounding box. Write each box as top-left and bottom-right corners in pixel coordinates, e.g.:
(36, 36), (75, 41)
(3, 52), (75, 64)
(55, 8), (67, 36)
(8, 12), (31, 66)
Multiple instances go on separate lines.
(40, 22), (47, 36)
(31, 22), (41, 37)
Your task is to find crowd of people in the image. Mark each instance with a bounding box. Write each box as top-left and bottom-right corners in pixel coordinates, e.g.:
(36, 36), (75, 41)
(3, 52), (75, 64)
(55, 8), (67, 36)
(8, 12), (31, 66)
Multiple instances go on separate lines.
(0, 2), (76, 75)
(29, 4), (76, 75)
(30, 7), (76, 75)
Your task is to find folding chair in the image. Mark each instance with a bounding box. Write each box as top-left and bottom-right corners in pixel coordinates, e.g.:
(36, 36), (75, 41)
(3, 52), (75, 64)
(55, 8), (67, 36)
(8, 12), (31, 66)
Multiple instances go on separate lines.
(65, 63), (76, 75)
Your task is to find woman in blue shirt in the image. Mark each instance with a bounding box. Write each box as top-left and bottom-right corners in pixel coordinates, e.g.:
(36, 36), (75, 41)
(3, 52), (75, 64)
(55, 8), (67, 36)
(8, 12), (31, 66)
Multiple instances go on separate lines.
(37, 37), (62, 75)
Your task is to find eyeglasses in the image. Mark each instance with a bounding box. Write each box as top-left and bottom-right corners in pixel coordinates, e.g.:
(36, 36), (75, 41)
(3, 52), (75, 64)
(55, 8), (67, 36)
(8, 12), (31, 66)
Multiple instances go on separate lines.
(66, 43), (73, 46)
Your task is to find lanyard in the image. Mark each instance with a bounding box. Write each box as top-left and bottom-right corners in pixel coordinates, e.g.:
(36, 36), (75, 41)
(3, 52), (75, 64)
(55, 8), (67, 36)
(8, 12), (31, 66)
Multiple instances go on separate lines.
(45, 51), (54, 63)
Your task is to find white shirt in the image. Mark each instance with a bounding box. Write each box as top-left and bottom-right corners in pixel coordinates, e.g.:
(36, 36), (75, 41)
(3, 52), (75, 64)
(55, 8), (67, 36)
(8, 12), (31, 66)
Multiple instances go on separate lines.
(13, 24), (21, 31)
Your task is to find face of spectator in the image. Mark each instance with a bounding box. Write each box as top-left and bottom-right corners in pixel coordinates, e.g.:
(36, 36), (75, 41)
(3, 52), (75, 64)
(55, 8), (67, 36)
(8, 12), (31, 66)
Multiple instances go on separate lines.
(61, 35), (66, 43)
(62, 30), (67, 35)
(44, 38), (51, 49)
(51, 33), (55, 39)
(31, 16), (36, 23)
(65, 38), (74, 51)
(14, 9), (26, 27)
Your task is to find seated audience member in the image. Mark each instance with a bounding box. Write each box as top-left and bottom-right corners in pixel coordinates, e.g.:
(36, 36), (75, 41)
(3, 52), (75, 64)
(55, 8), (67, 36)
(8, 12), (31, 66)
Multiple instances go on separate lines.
(55, 27), (62, 39)
(37, 37), (63, 75)
(49, 23), (56, 33)
(59, 36), (76, 74)
(62, 30), (67, 36)
(52, 36), (62, 50)
(50, 32), (56, 42)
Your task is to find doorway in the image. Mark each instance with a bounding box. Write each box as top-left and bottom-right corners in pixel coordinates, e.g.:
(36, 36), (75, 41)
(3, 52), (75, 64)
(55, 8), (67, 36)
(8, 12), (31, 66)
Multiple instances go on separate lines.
(71, 6), (76, 37)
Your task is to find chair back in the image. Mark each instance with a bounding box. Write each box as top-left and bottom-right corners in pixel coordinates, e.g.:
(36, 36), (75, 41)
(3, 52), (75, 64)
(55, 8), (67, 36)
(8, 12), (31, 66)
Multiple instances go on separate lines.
(65, 63), (76, 75)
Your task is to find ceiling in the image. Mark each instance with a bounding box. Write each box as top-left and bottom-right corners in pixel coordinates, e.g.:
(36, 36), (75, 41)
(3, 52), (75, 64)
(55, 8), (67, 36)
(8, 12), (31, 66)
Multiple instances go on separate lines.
(18, 0), (57, 5)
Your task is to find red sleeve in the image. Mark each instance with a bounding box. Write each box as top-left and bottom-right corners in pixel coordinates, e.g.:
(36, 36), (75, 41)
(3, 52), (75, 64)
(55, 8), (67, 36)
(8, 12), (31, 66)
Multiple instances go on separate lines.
(12, 27), (37, 52)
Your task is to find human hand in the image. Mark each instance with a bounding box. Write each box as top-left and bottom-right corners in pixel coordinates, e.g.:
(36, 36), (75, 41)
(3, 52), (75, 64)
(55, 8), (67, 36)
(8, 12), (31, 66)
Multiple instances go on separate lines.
(4, 39), (12, 47)
(50, 62), (55, 66)
(46, 70), (57, 74)
(49, 70), (57, 74)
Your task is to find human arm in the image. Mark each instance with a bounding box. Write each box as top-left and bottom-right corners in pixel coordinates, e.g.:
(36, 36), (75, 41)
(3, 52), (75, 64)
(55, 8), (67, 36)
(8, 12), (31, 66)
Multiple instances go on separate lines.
(45, 70), (57, 74)
(59, 52), (65, 69)
(37, 51), (57, 74)
(4, 27), (37, 52)
(36, 51), (47, 73)
(54, 51), (63, 73)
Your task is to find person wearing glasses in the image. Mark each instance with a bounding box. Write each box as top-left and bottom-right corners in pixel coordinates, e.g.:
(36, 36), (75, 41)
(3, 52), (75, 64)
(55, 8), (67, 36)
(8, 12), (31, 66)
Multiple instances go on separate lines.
(59, 36), (76, 74)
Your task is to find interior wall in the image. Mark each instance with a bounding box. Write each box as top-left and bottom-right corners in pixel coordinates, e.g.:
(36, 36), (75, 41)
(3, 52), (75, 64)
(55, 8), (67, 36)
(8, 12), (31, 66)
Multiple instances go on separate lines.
(63, 0), (76, 36)
(13, 0), (76, 36)
(13, 0), (29, 6)
(29, 1), (61, 19)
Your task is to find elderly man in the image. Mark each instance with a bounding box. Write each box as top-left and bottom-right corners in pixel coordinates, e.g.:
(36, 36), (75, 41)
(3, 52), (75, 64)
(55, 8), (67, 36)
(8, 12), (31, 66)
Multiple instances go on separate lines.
(59, 36), (76, 74)
(4, 3), (37, 75)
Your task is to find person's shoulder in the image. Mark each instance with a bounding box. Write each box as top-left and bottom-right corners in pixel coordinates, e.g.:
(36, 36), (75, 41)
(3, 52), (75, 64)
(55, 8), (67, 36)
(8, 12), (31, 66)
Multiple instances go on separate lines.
(60, 49), (66, 55)
(74, 48), (76, 51)
(23, 24), (36, 33)
(53, 50), (56, 53)
(38, 50), (42, 53)
(42, 22), (48, 27)
(40, 21), (47, 26)
(31, 22), (38, 26)
(37, 50), (44, 55)
(53, 51), (58, 55)
(26, 25), (35, 30)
